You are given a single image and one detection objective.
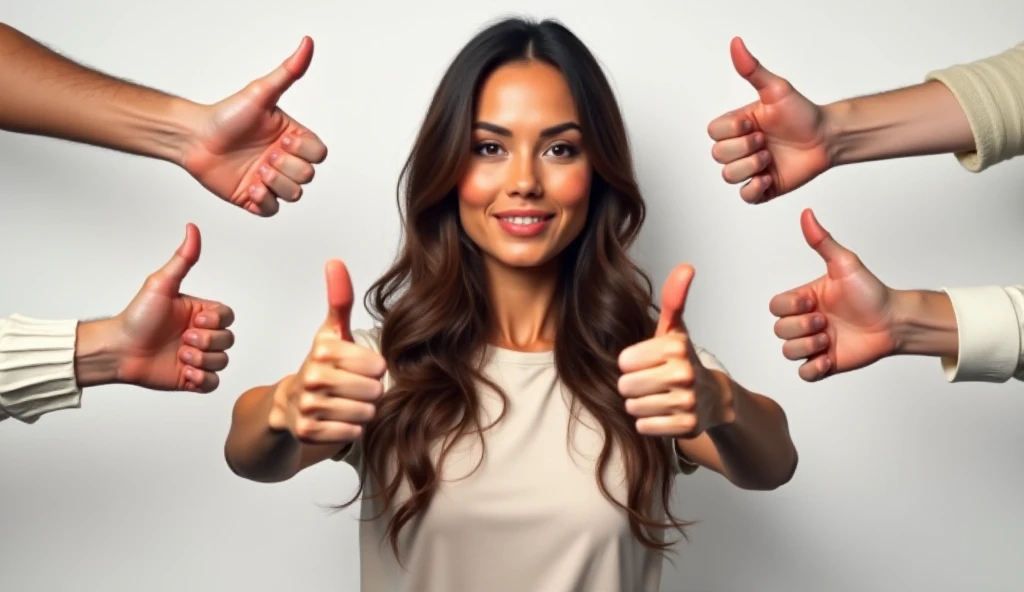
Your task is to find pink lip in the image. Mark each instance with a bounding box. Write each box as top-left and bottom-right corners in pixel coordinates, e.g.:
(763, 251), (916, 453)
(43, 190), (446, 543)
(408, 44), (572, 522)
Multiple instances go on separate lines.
(493, 210), (555, 238)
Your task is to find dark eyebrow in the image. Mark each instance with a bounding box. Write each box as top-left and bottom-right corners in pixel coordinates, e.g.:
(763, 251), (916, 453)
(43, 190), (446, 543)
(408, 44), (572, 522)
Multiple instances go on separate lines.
(472, 121), (581, 138)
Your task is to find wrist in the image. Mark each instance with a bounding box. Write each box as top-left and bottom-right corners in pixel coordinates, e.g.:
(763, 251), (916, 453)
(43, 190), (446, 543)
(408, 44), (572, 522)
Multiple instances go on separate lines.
(147, 97), (206, 168)
(74, 318), (129, 388)
(706, 369), (739, 431)
(822, 98), (870, 169)
(890, 289), (959, 359)
(267, 375), (295, 433)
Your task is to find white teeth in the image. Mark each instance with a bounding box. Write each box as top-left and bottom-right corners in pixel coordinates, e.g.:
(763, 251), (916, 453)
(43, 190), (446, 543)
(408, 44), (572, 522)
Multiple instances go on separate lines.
(504, 216), (544, 225)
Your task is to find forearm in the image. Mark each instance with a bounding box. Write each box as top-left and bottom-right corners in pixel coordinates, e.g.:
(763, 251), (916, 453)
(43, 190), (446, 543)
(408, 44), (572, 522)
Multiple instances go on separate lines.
(890, 289), (959, 359)
(224, 376), (305, 483)
(824, 80), (976, 167)
(697, 371), (798, 490)
(0, 22), (200, 164)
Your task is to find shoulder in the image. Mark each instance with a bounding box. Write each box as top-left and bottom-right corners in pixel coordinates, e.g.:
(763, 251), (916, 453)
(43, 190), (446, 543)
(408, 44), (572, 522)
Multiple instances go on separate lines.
(351, 327), (382, 353)
(692, 343), (730, 376)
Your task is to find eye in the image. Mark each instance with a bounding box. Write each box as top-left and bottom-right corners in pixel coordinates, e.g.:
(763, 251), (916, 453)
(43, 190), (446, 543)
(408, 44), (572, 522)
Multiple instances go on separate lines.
(473, 141), (506, 157)
(545, 142), (579, 158)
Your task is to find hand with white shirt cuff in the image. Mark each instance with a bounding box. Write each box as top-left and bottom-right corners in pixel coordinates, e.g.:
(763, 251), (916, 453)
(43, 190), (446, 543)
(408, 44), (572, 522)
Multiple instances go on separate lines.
(0, 223), (236, 424)
(768, 209), (1023, 384)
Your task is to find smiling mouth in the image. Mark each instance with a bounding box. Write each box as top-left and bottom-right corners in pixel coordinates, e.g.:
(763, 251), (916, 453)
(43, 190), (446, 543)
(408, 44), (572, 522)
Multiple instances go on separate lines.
(495, 215), (553, 225)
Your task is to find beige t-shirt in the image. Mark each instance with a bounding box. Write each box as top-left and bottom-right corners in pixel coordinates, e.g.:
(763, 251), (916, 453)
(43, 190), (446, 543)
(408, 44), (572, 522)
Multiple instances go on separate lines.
(335, 328), (729, 592)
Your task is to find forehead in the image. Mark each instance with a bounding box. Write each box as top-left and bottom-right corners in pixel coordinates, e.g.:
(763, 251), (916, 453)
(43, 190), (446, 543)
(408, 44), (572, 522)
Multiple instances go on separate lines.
(474, 61), (579, 126)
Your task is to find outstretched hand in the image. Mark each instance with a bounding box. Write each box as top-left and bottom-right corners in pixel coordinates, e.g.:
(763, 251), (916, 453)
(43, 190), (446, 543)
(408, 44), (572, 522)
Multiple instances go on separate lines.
(707, 37), (831, 203)
(769, 209), (898, 381)
(267, 260), (386, 444)
(181, 37), (328, 217)
(114, 223), (236, 392)
(618, 265), (731, 438)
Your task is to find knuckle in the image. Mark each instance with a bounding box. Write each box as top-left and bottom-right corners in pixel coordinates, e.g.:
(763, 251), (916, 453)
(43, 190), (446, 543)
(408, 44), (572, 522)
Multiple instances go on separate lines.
(310, 341), (334, 362)
(294, 417), (317, 440)
(663, 336), (688, 359)
(297, 392), (320, 415)
(303, 366), (325, 388)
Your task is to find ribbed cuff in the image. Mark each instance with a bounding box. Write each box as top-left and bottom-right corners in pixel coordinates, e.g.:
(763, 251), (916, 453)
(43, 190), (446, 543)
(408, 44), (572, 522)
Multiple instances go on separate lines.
(0, 314), (82, 424)
(940, 287), (1021, 383)
(925, 42), (1024, 173)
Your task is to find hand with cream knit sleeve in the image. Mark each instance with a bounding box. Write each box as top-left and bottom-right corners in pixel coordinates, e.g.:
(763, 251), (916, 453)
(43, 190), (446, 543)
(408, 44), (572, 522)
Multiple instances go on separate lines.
(0, 224), (236, 424)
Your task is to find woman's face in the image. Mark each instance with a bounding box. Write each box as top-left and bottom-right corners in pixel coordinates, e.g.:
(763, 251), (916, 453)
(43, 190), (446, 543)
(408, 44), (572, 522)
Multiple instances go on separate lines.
(457, 60), (591, 271)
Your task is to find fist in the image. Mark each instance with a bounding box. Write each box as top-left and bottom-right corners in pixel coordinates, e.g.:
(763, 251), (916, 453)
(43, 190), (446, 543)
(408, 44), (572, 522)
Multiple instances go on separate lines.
(618, 265), (731, 438)
(707, 37), (831, 203)
(268, 260), (386, 444)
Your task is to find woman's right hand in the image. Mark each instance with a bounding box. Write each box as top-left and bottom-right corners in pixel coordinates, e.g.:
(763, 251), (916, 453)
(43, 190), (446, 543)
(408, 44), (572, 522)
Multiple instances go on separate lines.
(267, 259), (387, 444)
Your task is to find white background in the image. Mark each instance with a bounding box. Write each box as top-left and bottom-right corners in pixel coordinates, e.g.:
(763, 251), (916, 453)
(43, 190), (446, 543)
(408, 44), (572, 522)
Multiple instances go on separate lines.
(1, 1), (1022, 591)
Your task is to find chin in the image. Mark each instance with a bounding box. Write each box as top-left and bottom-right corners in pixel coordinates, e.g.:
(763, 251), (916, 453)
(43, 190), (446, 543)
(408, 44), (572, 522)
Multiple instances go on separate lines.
(489, 247), (556, 269)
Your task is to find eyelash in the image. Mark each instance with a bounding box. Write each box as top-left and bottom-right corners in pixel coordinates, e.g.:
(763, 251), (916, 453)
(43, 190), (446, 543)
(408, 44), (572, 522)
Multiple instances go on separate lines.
(472, 141), (579, 158)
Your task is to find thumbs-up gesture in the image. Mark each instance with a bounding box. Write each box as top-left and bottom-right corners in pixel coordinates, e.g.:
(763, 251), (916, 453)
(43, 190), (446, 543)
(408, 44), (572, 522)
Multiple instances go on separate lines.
(114, 223), (236, 392)
(769, 209), (898, 381)
(707, 37), (831, 204)
(180, 37), (328, 217)
(267, 260), (386, 445)
(617, 265), (731, 438)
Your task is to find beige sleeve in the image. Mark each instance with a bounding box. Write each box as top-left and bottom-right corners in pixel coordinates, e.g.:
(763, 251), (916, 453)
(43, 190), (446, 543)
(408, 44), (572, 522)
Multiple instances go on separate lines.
(330, 327), (385, 467)
(0, 314), (83, 424)
(925, 41), (1024, 172)
(671, 345), (732, 476)
(939, 286), (1024, 383)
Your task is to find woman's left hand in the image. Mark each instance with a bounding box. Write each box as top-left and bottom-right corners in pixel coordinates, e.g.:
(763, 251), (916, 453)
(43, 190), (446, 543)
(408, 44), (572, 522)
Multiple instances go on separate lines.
(617, 264), (734, 438)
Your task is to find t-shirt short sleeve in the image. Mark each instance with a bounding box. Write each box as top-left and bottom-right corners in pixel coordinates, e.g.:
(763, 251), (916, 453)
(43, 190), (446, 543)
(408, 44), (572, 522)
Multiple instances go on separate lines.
(329, 327), (384, 468)
(671, 344), (732, 476)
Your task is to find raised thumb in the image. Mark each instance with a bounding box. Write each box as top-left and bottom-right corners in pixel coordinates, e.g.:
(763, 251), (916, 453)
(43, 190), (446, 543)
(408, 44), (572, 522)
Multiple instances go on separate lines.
(148, 223), (200, 295)
(251, 36), (314, 106)
(730, 37), (785, 102)
(800, 208), (849, 265)
(655, 264), (695, 336)
(324, 259), (354, 341)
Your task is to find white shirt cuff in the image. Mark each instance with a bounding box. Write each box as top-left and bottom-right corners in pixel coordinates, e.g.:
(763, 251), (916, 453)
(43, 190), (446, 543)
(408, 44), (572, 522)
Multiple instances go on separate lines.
(940, 287), (1021, 383)
(0, 314), (82, 423)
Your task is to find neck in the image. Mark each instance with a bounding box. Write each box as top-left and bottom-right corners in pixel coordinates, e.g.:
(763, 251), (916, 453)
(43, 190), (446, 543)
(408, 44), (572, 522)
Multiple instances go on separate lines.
(484, 256), (560, 352)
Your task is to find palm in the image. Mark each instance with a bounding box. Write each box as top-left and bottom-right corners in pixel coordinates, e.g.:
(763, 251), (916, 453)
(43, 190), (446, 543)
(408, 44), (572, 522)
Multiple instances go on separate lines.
(748, 90), (830, 196)
(116, 287), (203, 390)
(803, 257), (896, 373)
(185, 99), (299, 207)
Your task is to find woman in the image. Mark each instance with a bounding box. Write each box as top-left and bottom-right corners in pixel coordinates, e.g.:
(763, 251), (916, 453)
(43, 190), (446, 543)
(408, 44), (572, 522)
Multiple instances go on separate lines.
(225, 17), (798, 592)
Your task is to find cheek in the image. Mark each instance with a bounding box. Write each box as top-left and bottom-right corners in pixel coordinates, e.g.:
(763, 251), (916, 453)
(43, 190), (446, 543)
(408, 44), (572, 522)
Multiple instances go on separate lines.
(549, 165), (591, 223)
(457, 165), (501, 209)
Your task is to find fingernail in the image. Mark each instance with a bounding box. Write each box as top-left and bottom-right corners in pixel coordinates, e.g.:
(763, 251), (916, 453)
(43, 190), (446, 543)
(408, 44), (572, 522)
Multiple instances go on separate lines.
(185, 332), (199, 345)
(196, 315), (208, 327)
(259, 164), (268, 175)
(183, 351), (194, 363)
(249, 184), (259, 195)
(811, 316), (823, 330)
(741, 120), (751, 133)
(817, 334), (828, 347)
(801, 298), (813, 312)
(282, 136), (292, 146)
(270, 152), (280, 162)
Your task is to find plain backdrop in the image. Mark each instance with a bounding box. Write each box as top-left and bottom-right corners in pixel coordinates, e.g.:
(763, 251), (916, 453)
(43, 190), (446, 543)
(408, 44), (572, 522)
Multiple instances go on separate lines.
(1, 1), (1022, 591)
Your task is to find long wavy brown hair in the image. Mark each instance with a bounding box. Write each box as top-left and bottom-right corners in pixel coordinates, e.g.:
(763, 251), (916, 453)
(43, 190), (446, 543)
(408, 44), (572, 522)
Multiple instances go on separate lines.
(340, 16), (690, 561)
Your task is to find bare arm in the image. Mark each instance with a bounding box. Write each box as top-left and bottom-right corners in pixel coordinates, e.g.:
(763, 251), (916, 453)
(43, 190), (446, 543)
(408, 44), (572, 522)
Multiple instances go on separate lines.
(677, 371), (798, 491)
(824, 81), (976, 166)
(224, 375), (344, 483)
(0, 22), (201, 164)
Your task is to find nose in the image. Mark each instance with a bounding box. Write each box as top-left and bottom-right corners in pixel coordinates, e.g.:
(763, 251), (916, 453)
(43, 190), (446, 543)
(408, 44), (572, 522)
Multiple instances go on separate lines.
(506, 152), (542, 199)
